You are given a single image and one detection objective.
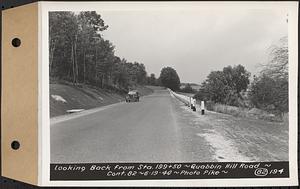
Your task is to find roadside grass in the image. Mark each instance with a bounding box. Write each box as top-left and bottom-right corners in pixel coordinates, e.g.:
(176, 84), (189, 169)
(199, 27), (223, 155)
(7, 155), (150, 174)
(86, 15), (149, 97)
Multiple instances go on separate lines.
(212, 104), (248, 117)
(177, 92), (196, 97)
(145, 85), (166, 91)
(203, 102), (287, 123)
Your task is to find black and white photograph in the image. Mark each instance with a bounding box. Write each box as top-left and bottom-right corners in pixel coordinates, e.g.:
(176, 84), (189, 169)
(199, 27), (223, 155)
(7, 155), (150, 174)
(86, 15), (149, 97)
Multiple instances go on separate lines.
(45, 1), (298, 185)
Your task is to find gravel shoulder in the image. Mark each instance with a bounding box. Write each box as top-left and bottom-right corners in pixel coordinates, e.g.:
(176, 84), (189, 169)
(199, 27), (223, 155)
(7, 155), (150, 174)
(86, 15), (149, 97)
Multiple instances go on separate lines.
(172, 98), (289, 162)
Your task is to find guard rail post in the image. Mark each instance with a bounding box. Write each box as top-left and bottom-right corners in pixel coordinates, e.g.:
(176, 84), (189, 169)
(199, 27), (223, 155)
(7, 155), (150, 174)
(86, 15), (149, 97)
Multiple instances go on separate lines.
(201, 101), (205, 115)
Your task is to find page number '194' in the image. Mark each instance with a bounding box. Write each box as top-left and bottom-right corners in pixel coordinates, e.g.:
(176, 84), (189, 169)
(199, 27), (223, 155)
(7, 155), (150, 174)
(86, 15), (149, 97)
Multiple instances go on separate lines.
(254, 168), (284, 176)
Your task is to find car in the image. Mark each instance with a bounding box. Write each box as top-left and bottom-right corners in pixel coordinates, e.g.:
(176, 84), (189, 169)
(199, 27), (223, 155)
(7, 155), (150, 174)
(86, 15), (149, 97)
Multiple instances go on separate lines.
(125, 90), (140, 102)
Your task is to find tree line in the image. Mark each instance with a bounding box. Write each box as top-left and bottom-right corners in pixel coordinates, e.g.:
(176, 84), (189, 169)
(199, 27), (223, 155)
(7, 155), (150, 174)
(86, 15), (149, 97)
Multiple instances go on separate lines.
(49, 11), (147, 92)
(143, 37), (288, 115)
(49, 11), (183, 92)
(194, 36), (288, 115)
(50, 12), (288, 114)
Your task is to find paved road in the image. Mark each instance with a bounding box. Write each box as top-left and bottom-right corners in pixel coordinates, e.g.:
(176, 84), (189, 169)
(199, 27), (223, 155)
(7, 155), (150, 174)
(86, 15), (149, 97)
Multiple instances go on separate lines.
(51, 89), (214, 163)
(51, 88), (288, 163)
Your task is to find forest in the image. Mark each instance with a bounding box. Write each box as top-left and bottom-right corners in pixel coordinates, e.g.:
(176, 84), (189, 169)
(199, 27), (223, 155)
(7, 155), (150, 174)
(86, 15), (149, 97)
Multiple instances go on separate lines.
(49, 11), (148, 92)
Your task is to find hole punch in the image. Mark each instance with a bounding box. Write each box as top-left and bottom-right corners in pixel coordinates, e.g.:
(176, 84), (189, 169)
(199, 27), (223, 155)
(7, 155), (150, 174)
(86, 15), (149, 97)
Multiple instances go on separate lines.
(11, 38), (21, 47)
(11, 141), (20, 150)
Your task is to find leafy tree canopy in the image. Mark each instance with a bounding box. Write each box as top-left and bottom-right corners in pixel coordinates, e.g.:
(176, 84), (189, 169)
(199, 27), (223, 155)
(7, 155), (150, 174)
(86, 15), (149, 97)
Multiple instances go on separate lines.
(159, 67), (181, 91)
(195, 64), (250, 106)
(49, 11), (148, 91)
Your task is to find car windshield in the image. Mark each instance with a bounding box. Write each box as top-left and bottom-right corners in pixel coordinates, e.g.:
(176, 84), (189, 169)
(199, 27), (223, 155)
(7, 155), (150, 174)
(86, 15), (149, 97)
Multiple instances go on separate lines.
(128, 91), (137, 95)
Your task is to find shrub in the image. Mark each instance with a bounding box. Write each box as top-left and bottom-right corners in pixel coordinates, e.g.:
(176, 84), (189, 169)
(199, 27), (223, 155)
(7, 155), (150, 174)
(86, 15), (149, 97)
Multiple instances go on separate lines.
(249, 74), (288, 114)
(180, 83), (196, 93)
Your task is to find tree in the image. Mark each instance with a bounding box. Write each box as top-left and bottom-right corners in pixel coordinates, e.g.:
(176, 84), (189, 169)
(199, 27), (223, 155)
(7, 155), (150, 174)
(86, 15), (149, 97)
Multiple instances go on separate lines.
(201, 71), (228, 103)
(194, 65), (250, 106)
(249, 37), (289, 114)
(147, 73), (157, 86)
(77, 12), (109, 86)
(249, 75), (288, 114)
(112, 58), (130, 90)
(77, 11), (108, 83)
(159, 67), (181, 91)
(49, 11), (149, 92)
(194, 84), (209, 101)
(49, 12), (79, 83)
(223, 65), (250, 93)
(94, 39), (115, 87)
(78, 11), (108, 33)
(260, 36), (288, 80)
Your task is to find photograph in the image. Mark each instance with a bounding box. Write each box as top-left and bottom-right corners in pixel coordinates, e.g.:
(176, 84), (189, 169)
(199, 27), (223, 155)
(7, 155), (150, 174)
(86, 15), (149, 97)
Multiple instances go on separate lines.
(43, 2), (299, 185)
(50, 7), (289, 164)
(0, 1), (297, 187)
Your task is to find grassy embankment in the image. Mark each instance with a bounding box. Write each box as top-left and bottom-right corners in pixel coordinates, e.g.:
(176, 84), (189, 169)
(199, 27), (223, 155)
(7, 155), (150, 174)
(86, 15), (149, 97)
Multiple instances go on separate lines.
(50, 83), (153, 118)
(204, 102), (288, 123)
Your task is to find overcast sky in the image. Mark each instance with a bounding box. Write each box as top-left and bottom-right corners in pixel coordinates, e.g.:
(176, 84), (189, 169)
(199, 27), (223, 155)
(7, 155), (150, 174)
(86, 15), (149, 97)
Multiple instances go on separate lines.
(99, 9), (288, 83)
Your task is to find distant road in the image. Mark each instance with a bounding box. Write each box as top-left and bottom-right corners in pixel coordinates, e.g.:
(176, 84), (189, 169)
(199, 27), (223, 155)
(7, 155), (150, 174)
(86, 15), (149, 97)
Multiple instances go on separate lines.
(51, 88), (288, 163)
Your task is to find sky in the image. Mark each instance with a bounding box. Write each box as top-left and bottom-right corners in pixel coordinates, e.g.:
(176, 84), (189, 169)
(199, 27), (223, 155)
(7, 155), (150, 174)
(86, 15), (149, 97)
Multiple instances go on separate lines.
(99, 8), (288, 84)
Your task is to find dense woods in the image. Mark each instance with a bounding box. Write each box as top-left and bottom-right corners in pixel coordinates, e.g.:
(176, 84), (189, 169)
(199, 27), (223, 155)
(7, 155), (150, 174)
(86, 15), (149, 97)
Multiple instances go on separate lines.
(49, 11), (147, 92)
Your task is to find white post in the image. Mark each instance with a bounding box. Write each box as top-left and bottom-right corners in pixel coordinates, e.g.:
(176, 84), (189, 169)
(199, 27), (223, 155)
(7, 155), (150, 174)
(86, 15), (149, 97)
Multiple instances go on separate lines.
(191, 98), (196, 111)
(201, 101), (205, 115)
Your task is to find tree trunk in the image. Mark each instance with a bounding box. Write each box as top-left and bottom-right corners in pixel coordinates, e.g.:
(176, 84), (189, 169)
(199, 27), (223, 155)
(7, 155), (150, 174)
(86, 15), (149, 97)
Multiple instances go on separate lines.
(83, 48), (86, 83)
(71, 42), (76, 85)
(102, 74), (105, 88)
(49, 39), (56, 74)
(74, 34), (78, 84)
(94, 47), (97, 84)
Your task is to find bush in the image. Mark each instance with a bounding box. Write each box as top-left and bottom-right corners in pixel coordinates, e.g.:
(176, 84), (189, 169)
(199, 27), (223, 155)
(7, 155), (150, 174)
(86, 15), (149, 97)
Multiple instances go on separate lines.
(180, 84), (196, 93)
(249, 74), (288, 114)
(194, 65), (250, 106)
(203, 101), (215, 111)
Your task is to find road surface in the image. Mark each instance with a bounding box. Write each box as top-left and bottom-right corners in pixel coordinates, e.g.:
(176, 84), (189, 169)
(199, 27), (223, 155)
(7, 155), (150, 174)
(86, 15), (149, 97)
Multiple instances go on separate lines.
(51, 88), (288, 163)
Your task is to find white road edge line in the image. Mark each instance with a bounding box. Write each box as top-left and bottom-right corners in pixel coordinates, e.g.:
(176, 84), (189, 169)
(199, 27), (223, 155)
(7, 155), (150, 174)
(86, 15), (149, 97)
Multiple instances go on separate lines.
(50, 101), (125, 125)
(50, 91), (156, 125)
